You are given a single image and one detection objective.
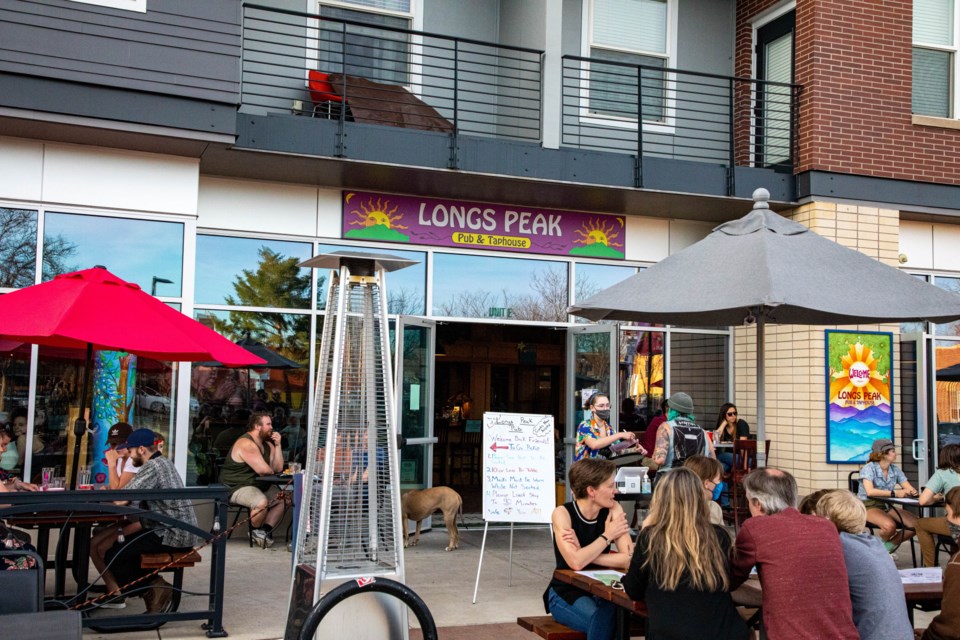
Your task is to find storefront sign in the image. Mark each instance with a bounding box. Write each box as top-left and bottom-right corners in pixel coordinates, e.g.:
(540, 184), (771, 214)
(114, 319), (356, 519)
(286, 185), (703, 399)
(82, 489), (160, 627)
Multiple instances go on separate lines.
(825, 330), (894, 463)
(341, 191), (626, 259)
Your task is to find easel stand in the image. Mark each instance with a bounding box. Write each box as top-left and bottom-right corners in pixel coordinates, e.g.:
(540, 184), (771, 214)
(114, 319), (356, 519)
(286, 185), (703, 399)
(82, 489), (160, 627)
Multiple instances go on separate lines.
(471, 521), (551, 604)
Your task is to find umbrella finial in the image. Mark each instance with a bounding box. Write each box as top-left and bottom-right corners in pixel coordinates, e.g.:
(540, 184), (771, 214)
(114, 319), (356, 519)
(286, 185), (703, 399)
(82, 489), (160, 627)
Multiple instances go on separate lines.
(752, 188), (771, 210)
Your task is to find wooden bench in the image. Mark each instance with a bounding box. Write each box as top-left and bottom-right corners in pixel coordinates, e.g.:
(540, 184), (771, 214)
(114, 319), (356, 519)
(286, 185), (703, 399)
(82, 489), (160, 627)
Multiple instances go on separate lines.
(517, 616), (586, 640)
(140, 549), (202, 611)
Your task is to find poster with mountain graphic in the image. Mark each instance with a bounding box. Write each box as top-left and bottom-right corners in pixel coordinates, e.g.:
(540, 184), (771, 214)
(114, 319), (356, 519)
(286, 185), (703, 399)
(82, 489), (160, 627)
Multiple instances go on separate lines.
(826, 330), (893, 463)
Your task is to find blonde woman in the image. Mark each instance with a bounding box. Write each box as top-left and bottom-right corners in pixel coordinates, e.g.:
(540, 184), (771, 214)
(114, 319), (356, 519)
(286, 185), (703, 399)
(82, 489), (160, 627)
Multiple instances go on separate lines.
(544, 458), (632, 640)
(622, 468), (749, 640)
(815, 490), (913, 640)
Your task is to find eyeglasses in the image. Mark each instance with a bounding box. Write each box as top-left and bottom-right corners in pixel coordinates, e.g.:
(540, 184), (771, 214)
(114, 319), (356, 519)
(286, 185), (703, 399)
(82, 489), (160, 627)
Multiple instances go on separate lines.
(726, 411), (737, 417)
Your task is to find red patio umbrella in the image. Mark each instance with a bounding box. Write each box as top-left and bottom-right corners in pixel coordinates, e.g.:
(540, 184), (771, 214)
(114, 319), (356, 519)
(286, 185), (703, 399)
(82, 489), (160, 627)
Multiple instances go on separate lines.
(0, 267), (266, 487)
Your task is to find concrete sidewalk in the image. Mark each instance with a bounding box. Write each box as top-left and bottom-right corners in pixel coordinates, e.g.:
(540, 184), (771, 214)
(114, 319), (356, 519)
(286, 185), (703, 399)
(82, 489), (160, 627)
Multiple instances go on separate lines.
(79, 523), (938, 639)
(81, 523), (554, 639)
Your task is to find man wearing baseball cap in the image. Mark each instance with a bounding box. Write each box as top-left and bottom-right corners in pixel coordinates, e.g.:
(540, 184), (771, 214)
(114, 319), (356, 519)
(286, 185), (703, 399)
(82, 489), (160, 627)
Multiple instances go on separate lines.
(103, 428), (200, 614)
(857, 438), (920, 553)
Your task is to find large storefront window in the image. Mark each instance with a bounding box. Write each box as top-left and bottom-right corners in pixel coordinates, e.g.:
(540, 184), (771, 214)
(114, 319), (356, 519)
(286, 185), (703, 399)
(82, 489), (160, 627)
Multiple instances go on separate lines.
(316, 243), (426, 314)
(669, 331), (728, 429)
(188, 310), (310, 485)
(28, 346), (176, 485)
(433, 253), (568, 321)
(195, 235), (313, 307)
(575, 263), (637, 302)
(0, 342), (32, 474)
(43, 212), (183, 295)
(618, 328), (665, 427)
(934, 276), (960, 337)
(0, 209), (39, 289)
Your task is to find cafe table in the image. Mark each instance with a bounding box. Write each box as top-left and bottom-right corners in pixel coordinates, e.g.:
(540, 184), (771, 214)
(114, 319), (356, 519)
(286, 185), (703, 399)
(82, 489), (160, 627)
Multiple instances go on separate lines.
(4, 491), (123, 599)
(553, 568), (941, 637)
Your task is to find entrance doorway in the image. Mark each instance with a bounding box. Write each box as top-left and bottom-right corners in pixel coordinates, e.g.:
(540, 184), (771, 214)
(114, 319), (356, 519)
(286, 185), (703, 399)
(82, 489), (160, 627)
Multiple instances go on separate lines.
(432, 322), (565, 512)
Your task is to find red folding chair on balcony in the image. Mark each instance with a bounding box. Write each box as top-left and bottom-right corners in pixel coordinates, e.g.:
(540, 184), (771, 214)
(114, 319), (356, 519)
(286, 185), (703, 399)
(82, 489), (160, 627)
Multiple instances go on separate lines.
(308, 70), (343, 118)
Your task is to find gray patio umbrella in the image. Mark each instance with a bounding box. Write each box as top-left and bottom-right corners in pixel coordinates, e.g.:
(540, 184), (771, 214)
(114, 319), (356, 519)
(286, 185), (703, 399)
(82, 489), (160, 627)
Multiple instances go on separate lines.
(569, 188), (960, 457)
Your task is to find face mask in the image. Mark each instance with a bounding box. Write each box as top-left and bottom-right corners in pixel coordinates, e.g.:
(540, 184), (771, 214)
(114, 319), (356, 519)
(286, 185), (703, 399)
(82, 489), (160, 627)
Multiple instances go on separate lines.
(711, 482), (724, 502)
(593, 409), (611, 423)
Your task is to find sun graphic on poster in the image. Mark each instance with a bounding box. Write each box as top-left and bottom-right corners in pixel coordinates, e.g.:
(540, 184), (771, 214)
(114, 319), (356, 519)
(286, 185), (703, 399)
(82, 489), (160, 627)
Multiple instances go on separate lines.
(343, 194), (411, 242)
(569, 217), (625, 259)
(829, 341), (890, 407)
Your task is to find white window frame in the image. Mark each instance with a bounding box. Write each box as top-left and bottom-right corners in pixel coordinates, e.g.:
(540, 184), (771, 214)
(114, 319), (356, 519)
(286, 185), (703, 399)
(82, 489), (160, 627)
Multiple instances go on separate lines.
(68, 0), (146, 12)
(306, 0), (424, 97)
(912, 0), (959, 119)
(578, 0), (678, 134)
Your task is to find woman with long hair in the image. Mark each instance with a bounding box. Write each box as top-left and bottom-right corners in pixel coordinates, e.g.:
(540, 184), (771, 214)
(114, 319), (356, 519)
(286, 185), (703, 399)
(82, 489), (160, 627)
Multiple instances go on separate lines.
(544, 458), (633, 640)
(713, 403), (750, 473)
(916, 444), (960, 566)
(857, 438), (919, 552)
(622, 468), (749, 640)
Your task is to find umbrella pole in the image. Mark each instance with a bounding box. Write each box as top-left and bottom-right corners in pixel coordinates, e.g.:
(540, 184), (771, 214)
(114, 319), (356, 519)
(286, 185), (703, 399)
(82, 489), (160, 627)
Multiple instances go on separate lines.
(69, 343), (93, 490)
(756, 314), (766, 467)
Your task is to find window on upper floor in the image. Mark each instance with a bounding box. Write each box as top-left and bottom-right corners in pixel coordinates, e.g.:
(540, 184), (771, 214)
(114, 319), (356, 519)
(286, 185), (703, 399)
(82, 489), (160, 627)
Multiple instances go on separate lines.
(68, 0), (146, 12)
(585, 0), (673, 123)
(318, 0), (414, 87)
(913, 0), (956, 118)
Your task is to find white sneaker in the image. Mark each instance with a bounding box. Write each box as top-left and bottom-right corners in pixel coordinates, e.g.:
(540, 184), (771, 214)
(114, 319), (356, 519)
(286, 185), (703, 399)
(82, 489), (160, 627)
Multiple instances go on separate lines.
(252, 528), (269, 548)
(99, 598), (126, 609)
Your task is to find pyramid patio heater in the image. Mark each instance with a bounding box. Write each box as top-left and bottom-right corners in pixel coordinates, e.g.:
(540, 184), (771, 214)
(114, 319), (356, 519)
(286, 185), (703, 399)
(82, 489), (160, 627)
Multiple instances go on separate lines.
(286, 251), (415, 640)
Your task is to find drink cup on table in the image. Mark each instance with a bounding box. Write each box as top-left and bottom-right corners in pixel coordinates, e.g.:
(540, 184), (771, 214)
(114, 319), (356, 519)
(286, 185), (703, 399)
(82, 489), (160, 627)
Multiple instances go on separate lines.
(290, 462), (302, 475)
(77, 467), (93, 489)
(41, 467), (54, 490)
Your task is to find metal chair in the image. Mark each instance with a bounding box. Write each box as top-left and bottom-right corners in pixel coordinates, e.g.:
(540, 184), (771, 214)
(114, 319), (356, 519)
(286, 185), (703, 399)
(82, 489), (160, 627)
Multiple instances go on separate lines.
(308, 70), (344, 119)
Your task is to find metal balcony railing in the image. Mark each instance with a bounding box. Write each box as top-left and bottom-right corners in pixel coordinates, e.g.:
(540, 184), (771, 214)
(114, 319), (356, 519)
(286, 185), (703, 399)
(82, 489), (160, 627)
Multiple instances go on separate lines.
(561, 55), (801, 187)
(242, 4), (544, 152)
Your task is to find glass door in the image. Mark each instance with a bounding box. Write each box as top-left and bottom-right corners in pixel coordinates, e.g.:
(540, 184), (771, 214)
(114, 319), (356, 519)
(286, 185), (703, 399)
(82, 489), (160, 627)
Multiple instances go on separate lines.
(565, 324), (618, 492)
(395, 316), (437, 492)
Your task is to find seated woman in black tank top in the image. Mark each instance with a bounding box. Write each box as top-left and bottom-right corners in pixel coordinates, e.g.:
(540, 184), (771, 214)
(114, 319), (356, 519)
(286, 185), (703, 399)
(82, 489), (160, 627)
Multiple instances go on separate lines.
(544, 458), (632, 640)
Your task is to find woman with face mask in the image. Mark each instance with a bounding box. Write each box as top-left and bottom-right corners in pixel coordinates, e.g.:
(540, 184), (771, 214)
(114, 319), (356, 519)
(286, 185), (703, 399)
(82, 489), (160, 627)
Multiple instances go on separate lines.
(683, 455), (725, 526)
(574, 393), (644, 461)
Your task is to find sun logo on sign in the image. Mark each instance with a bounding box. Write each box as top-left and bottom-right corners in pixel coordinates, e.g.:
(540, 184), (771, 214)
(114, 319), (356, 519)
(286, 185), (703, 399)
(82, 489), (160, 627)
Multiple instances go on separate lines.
(343, 193), (411, 242)
(568, 217), (625, 259)
(829, 341), (890, 407)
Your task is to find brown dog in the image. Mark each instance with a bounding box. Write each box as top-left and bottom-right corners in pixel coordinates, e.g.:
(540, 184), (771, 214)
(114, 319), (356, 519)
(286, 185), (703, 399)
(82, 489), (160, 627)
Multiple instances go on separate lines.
(401, 486), (463, 551)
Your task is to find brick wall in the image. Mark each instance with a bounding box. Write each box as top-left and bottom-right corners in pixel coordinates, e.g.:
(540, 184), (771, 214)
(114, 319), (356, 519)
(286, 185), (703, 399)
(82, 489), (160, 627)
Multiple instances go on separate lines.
(736, 0), (960, 186)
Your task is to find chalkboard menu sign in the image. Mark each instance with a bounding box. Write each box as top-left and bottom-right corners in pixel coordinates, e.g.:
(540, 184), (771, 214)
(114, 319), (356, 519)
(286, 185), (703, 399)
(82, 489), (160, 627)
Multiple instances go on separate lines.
(482, 412), (554, 524)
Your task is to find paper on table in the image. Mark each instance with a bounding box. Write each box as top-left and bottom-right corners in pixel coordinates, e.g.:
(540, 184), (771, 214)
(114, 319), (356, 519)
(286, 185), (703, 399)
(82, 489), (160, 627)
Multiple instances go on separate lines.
(899, 567), (943, 584)
(577, 570), (624, 587)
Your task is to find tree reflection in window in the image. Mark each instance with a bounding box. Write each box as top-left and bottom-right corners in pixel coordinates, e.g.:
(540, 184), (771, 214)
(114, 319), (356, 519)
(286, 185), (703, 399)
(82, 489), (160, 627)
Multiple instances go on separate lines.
(435, 262), (587, 322)
(0, 209), (77, 287)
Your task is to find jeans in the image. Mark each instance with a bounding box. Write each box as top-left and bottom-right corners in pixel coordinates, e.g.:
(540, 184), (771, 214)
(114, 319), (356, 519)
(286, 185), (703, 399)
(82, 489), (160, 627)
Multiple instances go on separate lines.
(547, 587), (616, 640)
(718, 451), (733, 472)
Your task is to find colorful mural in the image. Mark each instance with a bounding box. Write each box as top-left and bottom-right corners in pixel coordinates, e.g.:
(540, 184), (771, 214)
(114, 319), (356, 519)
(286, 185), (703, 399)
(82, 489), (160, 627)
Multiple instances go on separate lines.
(826, 330), (893, 463)
(90, 351), (137, 484)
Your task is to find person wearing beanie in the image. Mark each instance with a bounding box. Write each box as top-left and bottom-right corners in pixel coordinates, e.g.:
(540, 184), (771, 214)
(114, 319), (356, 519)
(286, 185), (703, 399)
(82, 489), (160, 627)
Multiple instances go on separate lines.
(652, 392), (715, 484)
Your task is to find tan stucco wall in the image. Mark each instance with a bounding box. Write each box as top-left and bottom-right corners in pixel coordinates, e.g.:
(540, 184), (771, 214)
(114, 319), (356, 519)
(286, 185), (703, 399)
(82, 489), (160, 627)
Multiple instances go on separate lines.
(733, 202), (901, 497)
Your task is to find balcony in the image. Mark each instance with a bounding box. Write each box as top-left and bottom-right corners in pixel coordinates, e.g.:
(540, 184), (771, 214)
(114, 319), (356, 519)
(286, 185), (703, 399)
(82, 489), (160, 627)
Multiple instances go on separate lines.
(238, 5), (799, 202)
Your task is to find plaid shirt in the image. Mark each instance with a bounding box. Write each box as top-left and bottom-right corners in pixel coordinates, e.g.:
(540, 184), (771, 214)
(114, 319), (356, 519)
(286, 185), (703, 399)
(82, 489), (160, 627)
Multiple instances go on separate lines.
(124, 453), (200, 549)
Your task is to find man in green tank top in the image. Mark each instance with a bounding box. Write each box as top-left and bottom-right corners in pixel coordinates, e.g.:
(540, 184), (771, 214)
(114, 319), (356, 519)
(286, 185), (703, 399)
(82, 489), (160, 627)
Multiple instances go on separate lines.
(219, 412), (287, 548)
